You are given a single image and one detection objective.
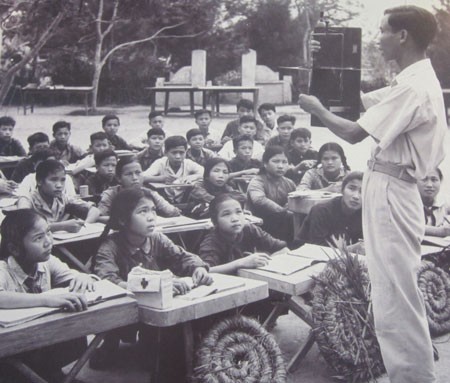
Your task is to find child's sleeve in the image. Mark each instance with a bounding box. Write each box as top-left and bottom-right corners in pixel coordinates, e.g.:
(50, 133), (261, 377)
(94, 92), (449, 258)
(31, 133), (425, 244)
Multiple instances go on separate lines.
(156, 233), (209, 277)
(13, 139), (26, 156)
(142, 159), (163, 177)
(299, 204), (333, 246)
(251, 224), (287, 253)
(98, 188), (115, 216)
(247, 177), (285, 213)
(298, 169), (315, 191)
(93, 238), (124, 285)
(48, 255), (80, 287)
(198, 233), (223, 267)
(189, 181), (215, 203)
(148, 189), (180, 217)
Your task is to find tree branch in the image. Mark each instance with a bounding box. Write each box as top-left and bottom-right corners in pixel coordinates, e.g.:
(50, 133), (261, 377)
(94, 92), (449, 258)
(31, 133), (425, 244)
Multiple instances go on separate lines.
(100, 21), (188, 65)
(102, 0), (119, 38)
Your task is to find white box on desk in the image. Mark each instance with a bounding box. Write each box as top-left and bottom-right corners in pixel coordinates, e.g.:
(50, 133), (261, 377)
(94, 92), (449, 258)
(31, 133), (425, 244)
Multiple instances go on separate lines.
(127, 268), (173, 309)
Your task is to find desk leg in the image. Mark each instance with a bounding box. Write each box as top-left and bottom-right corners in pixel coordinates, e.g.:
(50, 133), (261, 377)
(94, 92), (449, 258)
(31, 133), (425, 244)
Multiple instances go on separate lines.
(286, 331), (316, 373)
(84, 93), (89, 116)
(202, 91), (207, 109)
(62, 333), (105, 383)
(150, 328), (162, 383)
(4, 358), (48, 383)
(253, 90), (259, 116)
(182, 322), (194, 379)
(263, 302), (288, 330)
(22, 92), (27, 115)
(215, 92), (220, 116)
(164, 91), (170, 115)
(151, 91), (156, 112)
(53, 246), (90, 273)
(189, 91), (195, 115)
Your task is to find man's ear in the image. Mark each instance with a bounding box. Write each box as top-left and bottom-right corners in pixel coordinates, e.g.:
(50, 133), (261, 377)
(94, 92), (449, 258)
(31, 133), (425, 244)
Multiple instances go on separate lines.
(399, 29), (408, 44)
(7, 242), (19, 257)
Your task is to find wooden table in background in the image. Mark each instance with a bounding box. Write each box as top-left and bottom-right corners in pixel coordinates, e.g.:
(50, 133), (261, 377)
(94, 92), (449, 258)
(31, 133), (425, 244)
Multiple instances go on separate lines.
(0, 297), (138, 383)
(21, 86), (94, 116)
(139, 274), (268, 381)
(199, 86), (259, 116)
(146, 86), (203, 116)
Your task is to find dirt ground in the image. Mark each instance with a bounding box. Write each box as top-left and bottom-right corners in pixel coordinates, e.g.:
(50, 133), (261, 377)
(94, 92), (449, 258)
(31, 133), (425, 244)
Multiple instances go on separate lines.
(3, 102), (450, 382)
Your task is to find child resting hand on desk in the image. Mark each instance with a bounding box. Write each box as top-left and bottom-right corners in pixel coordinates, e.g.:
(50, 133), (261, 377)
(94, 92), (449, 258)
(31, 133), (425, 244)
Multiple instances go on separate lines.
(0, 209), (94, 382)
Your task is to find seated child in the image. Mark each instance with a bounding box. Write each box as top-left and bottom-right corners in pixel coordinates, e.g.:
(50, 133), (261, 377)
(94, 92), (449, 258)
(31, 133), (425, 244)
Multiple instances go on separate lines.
(297, 171), (364, 250)
(228, 135), (261, 177)
(49, 121), (85, 164)
(194, 109), (220, 150)
(221, 99), (264, 144)
(189, 158), (246, 218)
(186, 128), (216, 166)
(0, 209), (94, 382)
(143, 135), (203, 204)
(84, 149), (119, 201)
(17, 160), (100, 232)
(266, 114), (295, 151)
(0, 116), (26, 178)
(11, 132), (50, 183)
(102, 114), (131, 151)
(16, 151), (77, 199)
(69, 131), (111, 176)
(299, 142), (350, 193)
(418, 168), (450, 237)
(129, 111), (165, 150)
(257, 103), (278, 144)
(0, 115), (26, 157)
(91, 188), (212, 371)
(247, 145), (296, 242)
(218, 116), (264, 161)
(98, 155), (180, 219)
(199, 194), (287, 274)
(136, 127), (165, 171)
(285, 127), (318, 184)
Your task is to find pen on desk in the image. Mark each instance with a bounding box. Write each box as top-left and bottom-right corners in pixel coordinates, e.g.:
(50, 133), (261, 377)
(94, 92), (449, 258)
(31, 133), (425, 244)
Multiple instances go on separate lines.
(444, 217), (450, 225)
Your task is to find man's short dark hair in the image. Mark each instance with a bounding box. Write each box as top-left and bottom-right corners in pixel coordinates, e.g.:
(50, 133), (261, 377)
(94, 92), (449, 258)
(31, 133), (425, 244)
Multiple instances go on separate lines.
(194, 109), (212, 119)
(94, 149), (117, 166)
(385, 6), (437, 50)
(148, 111), (163, 120)
(102, 114), (120, 127)
(52, 121), (71, 134)
(164, 136), (187, 152)
(290, 128), (312, 141)
(147, 127), (165, 138)
(90, 131), (109, 144)
(236, 99), (254, 110)
(239, 116), (257, 125)
(186, 128), (204, 142)
(232, 134), (254, 152)
(0, 116), (15, 127)
(277, 114), (296, 125)
(258, 103), (276, 115)
(27, 132), (49, 149)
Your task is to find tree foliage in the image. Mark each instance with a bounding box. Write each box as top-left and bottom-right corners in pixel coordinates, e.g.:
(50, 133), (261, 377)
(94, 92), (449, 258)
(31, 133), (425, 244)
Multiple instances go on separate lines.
(429, 0), (450, 88)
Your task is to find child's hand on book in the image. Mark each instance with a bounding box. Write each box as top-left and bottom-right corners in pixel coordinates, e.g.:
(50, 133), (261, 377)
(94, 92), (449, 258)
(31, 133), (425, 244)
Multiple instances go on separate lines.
(42, 292), (88, 312)
(63, 219), (84, 233)
(173, 279), (191, 296)
(240, 253), (271, 269)
(192, 267), (213, 287)
(69, 274), (95, 294)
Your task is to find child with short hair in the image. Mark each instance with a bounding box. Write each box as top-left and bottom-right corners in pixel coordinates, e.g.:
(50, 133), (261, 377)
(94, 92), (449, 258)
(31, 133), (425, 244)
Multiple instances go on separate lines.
(257, 103), (278, 144)
(84, 149), (119, 200)
(221, 99), (265, 144)
(0, 116), (26, 157)
(194, 109), (220, 150)
(189, 158), (246, 218)
(247, 146), (296, 242)
(186, 128), (216, 166)
(143, 136), (203, 203)
(266, 114), (296, 150)
(218, 116), (264, 161)
(98, 155), (180, 219)
(298, 171), (363, 248)
(11, 132), (50, 183)
(102, 114), (131, 151)
(136, 127), (165, 171)
(17, 159), (100, 232)
(49, 121), (85, 164)
(92, 188), (212, 373)
(228, 135), (261, 179)
(0, 209), (94, 382)
(129, 111), (165, 150)
(285, 127), (318, 184)
(418, 168), (450, 237)
(299, 142), (350, 193)
(199, 194), (286, 274)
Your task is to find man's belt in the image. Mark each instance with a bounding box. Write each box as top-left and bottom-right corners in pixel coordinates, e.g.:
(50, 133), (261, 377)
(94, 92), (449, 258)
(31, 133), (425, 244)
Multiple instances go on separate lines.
(367, 160), (416, 183)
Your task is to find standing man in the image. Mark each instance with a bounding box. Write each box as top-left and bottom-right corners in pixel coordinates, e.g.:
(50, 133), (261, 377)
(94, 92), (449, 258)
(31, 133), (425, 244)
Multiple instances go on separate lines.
(299, 6), (446, 383)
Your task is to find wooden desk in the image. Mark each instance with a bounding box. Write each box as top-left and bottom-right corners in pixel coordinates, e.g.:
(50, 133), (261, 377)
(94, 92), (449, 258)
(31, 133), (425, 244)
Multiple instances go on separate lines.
(146, 86), (203, 116)
(199, 86), (259, 116)
(0, 156), (25, 170)
(238, 254), (327, 373)
(21, 86), (94, 116)
(139, 274), (268, 380)
(0, 297), (138, 383)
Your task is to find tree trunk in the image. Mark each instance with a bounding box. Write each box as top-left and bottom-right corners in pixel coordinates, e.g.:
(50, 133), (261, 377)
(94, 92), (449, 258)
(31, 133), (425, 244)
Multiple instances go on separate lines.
(91, 43), (103, 110)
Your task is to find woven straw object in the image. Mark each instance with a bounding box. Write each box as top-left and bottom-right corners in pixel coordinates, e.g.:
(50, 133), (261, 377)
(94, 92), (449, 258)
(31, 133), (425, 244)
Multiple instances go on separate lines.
(193, 315), (286, 383)
(418, 260), (450, 336)
(311, 248), (385, 382)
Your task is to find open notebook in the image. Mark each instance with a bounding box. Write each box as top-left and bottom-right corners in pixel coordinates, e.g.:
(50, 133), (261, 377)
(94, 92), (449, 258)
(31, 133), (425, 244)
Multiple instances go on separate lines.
(52, 222), (105, 240)
(176, 273), (246, 301)
(0, 279), (127, 328)
(423, 235), (450, 248)
(257, 253), (325, 276)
